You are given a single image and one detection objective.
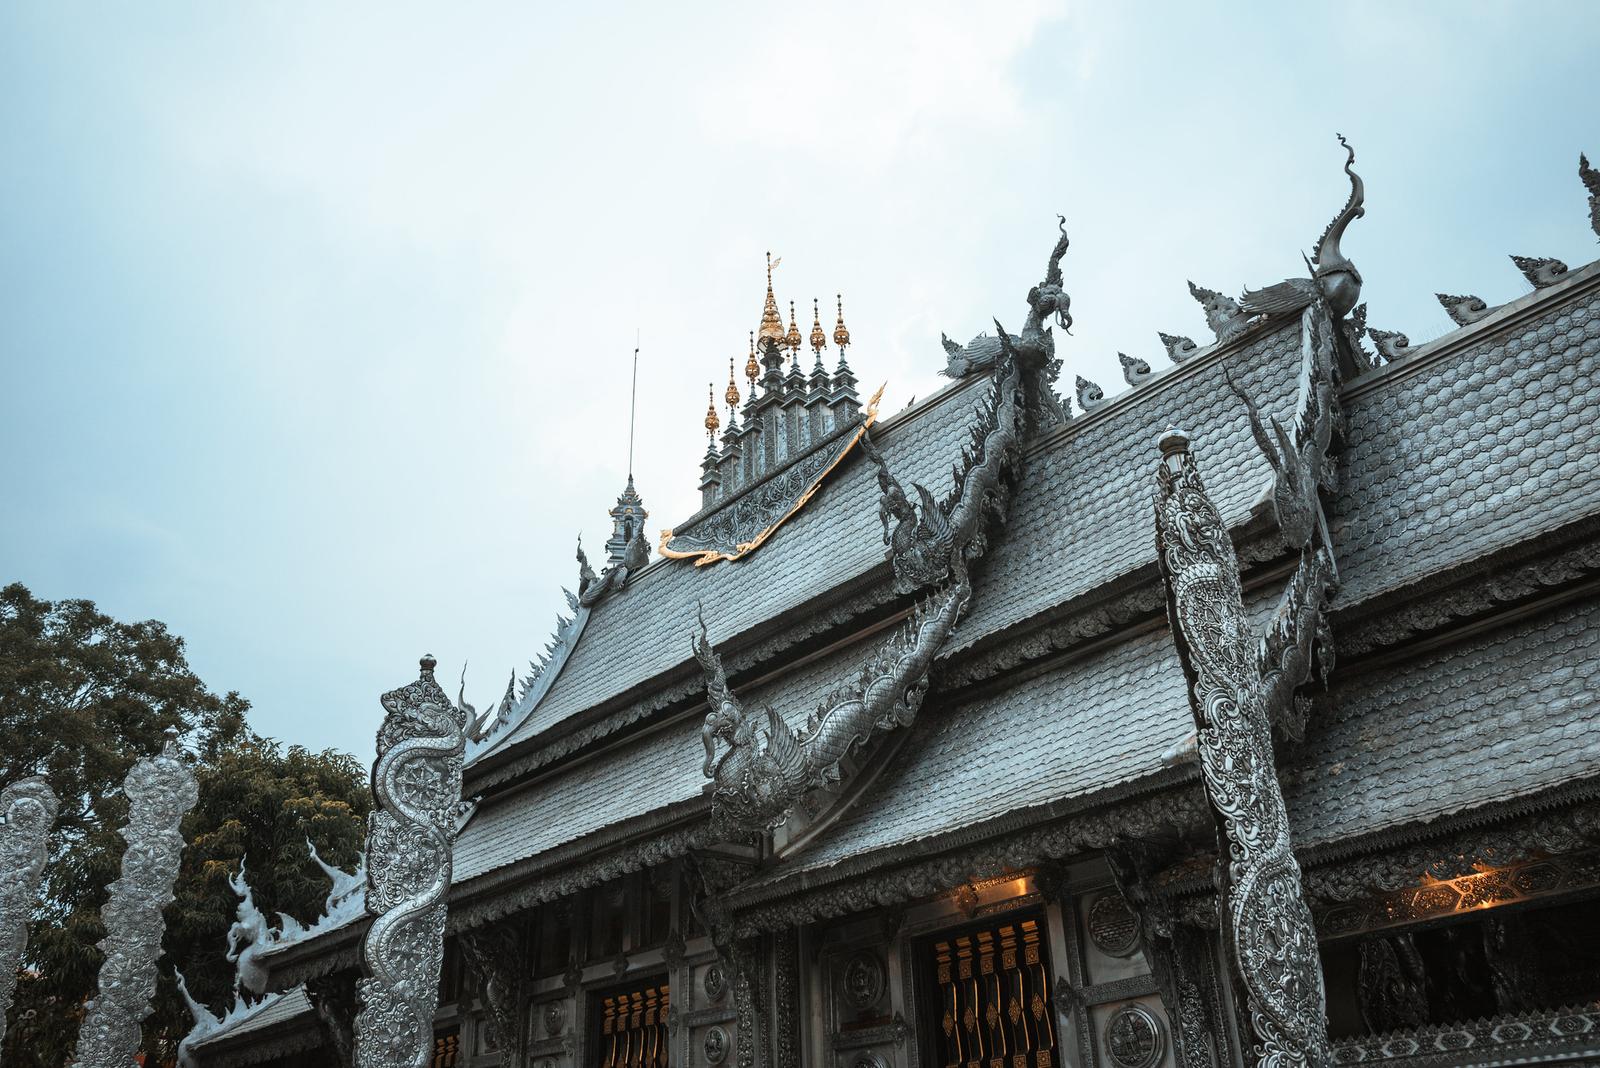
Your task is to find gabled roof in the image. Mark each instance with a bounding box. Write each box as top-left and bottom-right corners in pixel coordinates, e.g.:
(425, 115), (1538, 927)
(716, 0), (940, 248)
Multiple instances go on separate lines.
(1332, 263), (1600, 606)
(1284, 595), (1600, 852)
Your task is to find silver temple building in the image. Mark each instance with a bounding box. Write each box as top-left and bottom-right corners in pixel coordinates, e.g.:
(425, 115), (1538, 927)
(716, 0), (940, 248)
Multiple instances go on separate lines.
(183, 146), (1600, 1068)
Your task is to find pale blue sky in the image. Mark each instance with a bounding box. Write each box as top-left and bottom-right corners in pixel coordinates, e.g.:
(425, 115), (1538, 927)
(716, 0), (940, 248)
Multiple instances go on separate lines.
(4, 3), (1597, 762)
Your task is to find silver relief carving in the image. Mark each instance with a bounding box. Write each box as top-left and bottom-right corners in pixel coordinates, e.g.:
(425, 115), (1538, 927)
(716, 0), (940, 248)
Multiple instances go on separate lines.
(1086, 893), (1142, 958)
(1154, 420), (1334, 1068)
(352, 655), (467, 1068)
(1510, 254), (1569, 288)
(1105, 1003), (1167, 1068)
(0, 776), (58, 1046)
(704, 1023), (730, 1064)
(1435, 292), (1492, 327)
(73, 743), (199, 1068)
(841, 950), (886, 1011)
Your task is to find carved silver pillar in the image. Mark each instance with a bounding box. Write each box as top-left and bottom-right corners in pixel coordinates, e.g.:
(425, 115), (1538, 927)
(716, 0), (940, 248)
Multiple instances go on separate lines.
(352, 655), (467, 1068)
(1154, 432), (1332, 1068)
(72, 743), (199, 1068)
(0, 776), (58, 1047)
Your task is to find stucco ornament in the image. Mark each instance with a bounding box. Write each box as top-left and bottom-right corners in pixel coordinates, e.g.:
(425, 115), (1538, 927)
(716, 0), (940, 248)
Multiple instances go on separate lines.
(0, 776), (58, 1046)
(352, 655), (467, 1068)
(72, 742), (199, 1068)
(1154, 427), (1335, 1068)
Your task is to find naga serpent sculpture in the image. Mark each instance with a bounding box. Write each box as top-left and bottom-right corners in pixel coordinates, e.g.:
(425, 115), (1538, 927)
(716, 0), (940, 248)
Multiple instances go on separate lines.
(692, 217), (1067, 836)
(352, 655), (467, 1068)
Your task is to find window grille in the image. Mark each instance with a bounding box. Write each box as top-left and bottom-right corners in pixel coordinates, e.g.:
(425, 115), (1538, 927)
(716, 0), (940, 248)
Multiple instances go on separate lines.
(595, 980), (670, 1068)
(930, 917), (1058, 1068)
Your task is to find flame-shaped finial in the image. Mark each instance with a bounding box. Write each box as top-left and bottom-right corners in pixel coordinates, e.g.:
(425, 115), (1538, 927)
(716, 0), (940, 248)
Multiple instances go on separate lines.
(745, 331), (759, 387)
(785, 300), (802, 353)
(725, 357), (741, 410)
(704, 384), (720, 440)
(833, 294), (851, 351)
(810, 297), (828, 354)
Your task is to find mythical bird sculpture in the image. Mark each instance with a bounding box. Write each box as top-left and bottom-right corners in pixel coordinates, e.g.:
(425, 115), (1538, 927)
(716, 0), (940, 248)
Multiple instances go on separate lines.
(693, 571), (972, 832)
(938, 331), (1006, 379)
(1190, 281), (1251, 343)
(1240, 134), (1366, 320)
(577, 528), (650, 607)
(991, 216), (1073, 430)
(1223, 304), (1338, 552)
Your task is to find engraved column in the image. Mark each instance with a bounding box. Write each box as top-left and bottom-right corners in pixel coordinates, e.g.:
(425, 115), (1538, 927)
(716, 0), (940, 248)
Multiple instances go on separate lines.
(1153, 430), (1331, 1068)
(72, 743), (199, 1068)
(352, 655), (467, 1068)
(0, 776), (59, 1047)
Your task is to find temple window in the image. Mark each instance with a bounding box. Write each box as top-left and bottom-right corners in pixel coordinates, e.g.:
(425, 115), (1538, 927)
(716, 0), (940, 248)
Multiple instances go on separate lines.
(590, 976), (670, 1068)
(1321, 895), (1600, 1038)
(918, 914), (1061, 1067)
(430, 1025), (461, 1068)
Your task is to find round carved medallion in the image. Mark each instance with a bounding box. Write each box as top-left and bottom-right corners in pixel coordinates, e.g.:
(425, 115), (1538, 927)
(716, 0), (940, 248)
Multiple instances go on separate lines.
(703, 961), (727, 1003)
(1104, 1003), (1165, 1068)
(1087, 893), (1141, 958)
(851, 1055), (891, 1068)
(704, 1024), (730, 1064)
(841, 950), (886, 1011)
(541, 1000), (565, 1037)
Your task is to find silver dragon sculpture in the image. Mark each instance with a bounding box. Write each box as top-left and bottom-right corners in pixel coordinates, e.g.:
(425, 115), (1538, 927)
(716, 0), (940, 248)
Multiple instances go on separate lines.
(352, 655), (467, 1068)
(73, 742), (199, 1068)
(1152, 302), (1345, 1068)
(691, 219), (1061, 836)
(0, 776), (58, 1048)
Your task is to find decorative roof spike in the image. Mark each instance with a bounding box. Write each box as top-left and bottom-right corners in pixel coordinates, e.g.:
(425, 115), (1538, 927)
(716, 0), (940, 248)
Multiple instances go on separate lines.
(1368, 327), (1413, 363)
(758, 251), (786, 348)
(1158, 331), (1200, 364)
(745, 331), (759, 388)
(833, 293), (852, 351)
(1075, 375), (1106, 411)
(1436, 292), (1493, 327)
(1581, 152), (1600, 240)
(704, 384), (720, 440)
(1188, 280), (1249, 343)
(724, 357), (741, 411)
(810, 297), (828, 354)
(785, 300), (802, 354)
(1510, 255), (1569, 289)
(1118, 351), (1152, 386)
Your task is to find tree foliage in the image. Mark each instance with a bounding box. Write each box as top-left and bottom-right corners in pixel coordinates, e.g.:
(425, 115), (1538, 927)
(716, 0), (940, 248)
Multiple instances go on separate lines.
(1, 583), (370, 1066)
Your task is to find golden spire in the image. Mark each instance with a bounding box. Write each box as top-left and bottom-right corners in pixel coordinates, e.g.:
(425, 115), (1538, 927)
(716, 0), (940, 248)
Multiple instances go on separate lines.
(757, 251), (785, 349)
(724, 357), (741, 411)
(704, 384), (720, 440)
(810, 298), (827, 354)
(785, 300), (802, 354)
(745, 331), (759, 388)
(833, 293), (852, 351)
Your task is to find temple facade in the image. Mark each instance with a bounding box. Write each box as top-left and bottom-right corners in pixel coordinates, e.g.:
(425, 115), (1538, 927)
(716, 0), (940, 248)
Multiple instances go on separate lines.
(185, 146), (1600, 1068)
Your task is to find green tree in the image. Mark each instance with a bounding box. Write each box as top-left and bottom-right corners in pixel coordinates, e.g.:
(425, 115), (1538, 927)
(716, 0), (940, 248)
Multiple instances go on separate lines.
(0, 583), (370, 1066)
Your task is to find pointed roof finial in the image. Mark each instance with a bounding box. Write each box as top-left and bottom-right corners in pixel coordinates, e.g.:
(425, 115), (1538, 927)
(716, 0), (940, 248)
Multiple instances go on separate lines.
(758, 251), (786, 348)
(704, 384), (720, 440)
(745, 331), (759, 389)
(833, 293), (851, 351)
(725, 356), (741, 411)
(810, 297), (828, 355)
(785, 300), (802, 354)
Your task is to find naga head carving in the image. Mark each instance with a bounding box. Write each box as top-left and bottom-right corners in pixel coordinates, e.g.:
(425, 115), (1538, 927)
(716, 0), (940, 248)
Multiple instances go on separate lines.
(1027, 217), (1074, 336)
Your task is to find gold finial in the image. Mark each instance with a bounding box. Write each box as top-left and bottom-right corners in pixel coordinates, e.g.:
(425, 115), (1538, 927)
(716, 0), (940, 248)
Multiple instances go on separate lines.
(725, 357), (741, 410)
(745, 331), (759, 387)
(758, 251), (785, 348)
(704, 384), (720, 440)
(833, 293), (851, 351)
(785, 300), (802, 353)
(810, 298), (827, 354)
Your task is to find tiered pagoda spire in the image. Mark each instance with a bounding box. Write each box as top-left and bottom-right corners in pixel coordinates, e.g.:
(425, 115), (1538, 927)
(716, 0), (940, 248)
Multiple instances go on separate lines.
(692, 254), (866, 509)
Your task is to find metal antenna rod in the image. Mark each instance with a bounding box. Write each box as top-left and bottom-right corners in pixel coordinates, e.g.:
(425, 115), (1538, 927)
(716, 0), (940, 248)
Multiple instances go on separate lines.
(627, 329), (640, 480)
